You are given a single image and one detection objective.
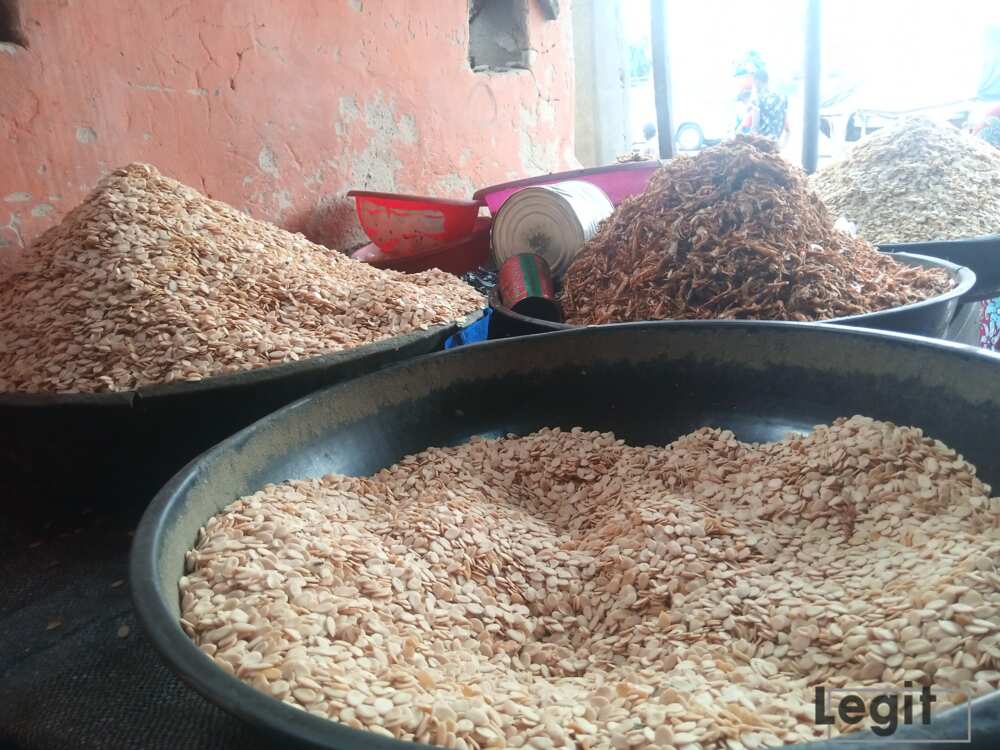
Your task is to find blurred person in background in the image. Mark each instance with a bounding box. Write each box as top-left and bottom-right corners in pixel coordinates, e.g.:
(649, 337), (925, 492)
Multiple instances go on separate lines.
(973, 103), (1000, 148)
(749, 69), (790, 144)
(735, 87), (753, 135)
(981, 298), (1000, 351)
(972, 106), (1000, 349)
(639, 122), (658, 159)
(733, 53), (760, 136)
(621, 123), (658, 163)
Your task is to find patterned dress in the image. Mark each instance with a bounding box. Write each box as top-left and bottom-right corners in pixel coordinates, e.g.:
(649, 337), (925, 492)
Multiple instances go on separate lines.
(981, 298), (1000, 351)
(755, 92), (788, 139)
(978, 115), (1000, 149)
(974, 111), (1000, 351)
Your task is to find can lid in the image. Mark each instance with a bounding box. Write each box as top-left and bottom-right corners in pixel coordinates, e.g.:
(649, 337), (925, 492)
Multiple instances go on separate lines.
(491, 181), (613, 278)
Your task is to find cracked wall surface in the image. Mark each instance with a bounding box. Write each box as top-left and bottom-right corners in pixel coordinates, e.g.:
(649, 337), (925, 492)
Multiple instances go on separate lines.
(0, 0), (577, 253)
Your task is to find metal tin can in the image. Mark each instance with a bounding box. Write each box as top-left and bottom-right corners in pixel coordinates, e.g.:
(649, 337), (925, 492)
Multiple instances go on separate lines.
(491, 180), (614, 278)
(498, 253), (562, 322)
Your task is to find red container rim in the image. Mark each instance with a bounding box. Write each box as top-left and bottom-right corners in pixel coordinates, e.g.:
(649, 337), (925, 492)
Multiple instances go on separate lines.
(346, 190), (482, 208)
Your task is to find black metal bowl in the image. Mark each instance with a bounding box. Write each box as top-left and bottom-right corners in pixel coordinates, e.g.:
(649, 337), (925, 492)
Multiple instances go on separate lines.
(879, 235), (1000, 302)
(132, 322), (1000, 749)
(0, 312), (481, 518)
(490, 253), (976, 341)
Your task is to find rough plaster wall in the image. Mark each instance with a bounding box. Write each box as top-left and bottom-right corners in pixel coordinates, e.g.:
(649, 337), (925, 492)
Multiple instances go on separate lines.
(572, 0), (629, 167)
(0, 0), (578, 254)
(573, 0), (598, 165)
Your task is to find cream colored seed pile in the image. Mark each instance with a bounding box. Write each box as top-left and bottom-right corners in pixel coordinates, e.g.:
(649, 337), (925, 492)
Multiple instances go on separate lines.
(811, 117), (1000, 244)
(0, 164), (483, 393)
(182, 416), (1000, 750)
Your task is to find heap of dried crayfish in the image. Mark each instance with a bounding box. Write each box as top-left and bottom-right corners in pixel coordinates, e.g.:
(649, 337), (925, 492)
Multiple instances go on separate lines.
(560, 136), (951, 324)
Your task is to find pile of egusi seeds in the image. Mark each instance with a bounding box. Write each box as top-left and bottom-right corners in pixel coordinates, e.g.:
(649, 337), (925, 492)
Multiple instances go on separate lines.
(0, 164), (483, 393)
(811, 117), (1000, 244)
(182, 416), (1000, 749)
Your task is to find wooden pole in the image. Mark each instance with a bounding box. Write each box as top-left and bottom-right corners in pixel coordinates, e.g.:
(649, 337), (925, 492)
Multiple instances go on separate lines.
(802, 0), (822, 173)
(650, 0), (674, 159)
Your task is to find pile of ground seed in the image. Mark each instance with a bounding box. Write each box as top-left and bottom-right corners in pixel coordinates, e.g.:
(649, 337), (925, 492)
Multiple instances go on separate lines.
(559, 136), (953, 326)
(182, 416), (1000, 749)
(812, 118), (1000, 244)
(0, 164), (484, 393)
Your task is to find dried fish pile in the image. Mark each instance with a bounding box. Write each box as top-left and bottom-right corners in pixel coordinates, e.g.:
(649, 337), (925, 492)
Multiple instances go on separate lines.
(0, 164), (483, 393)
(812, 118), (1000, 244)
(183, 416), (1000, 749)
(560, 136), (952, 325)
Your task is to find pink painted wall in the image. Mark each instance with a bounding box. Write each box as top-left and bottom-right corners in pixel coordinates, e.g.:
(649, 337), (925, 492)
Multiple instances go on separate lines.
(0, 0), (577, 254)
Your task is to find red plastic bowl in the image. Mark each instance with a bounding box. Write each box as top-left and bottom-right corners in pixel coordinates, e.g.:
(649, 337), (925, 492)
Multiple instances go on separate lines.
(347, 191), (481, 258)
(351, 218), (492, 275)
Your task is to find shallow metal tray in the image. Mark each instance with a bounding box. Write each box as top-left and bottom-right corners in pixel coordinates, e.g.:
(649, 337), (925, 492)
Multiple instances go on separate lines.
(490, 253), (975, 342)
(880, 235), (1000, 302)
(133, 322), (1000, 749)
(0, 312), (482, 516)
